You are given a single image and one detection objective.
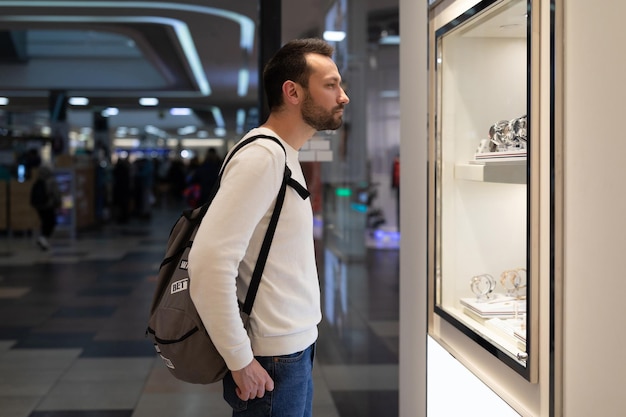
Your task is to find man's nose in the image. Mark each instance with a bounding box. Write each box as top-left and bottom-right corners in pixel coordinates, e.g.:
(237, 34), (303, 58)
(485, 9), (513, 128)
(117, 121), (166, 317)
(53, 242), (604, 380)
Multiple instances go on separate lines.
(339, 88), (350, 104)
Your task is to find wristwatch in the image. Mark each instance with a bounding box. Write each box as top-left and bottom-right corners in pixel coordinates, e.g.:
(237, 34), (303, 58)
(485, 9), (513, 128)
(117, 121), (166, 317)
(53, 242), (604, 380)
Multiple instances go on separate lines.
(470, 274), (496, 301)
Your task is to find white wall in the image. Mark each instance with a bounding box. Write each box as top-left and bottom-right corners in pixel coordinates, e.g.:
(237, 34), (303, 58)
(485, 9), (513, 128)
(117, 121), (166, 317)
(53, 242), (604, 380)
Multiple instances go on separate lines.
(428, 337), (520, 416)
(400, 0), (626, 416)
(398, 0), (427, 415)
(562, 1), (626, 415)
(398, 1), (520, 415)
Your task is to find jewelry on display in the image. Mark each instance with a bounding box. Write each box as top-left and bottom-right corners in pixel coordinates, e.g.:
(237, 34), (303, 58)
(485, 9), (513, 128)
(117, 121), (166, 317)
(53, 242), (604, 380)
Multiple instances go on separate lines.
(470, 274), (496, 301)
(481, 115), (528, 154)
(499, 268), (527, 298)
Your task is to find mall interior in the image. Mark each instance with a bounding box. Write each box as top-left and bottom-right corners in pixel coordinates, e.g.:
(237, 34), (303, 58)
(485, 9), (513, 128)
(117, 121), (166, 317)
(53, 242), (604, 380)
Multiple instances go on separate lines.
(2, 1), (626, 417)
(0, 1), (402, 417)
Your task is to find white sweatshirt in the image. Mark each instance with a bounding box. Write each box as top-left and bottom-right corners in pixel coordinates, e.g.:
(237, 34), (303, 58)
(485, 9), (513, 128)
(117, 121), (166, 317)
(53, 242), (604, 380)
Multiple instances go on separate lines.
(188, 128), (321, 372)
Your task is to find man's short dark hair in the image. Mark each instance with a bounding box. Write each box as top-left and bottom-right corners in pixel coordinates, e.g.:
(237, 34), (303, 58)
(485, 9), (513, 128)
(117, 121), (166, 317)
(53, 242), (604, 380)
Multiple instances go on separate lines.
(263, 38), (335, 111)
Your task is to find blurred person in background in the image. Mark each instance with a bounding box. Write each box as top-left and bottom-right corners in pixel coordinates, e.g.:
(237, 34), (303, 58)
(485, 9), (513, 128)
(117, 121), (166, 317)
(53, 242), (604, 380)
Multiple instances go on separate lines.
(187, 147), (222, 208)
(30, 165), (61, 250)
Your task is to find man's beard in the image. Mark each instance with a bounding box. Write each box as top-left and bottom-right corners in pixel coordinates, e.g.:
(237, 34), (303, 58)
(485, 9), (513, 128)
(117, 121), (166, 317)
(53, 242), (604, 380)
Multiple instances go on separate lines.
(301, 91), (344, 131)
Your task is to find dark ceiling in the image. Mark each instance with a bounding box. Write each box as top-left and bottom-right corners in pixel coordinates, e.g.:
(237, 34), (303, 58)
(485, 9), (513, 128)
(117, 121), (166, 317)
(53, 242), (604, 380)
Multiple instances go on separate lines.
(0, 0), (398, 143)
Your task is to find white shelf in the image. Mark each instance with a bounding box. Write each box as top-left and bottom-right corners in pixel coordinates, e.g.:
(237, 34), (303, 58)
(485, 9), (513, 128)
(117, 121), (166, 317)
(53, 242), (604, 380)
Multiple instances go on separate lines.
(455, 160), (526, 184)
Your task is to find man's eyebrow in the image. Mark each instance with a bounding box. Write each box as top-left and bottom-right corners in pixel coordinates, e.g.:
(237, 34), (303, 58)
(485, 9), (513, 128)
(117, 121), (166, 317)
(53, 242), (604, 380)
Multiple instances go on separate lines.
(324, 75), (342, 83)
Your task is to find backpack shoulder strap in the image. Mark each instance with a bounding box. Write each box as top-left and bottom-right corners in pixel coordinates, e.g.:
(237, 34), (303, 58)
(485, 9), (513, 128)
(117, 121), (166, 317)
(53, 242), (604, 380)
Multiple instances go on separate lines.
(189, 133), (309, 315)
(220, 134), (310, 200)
(227, 134), (309, 314)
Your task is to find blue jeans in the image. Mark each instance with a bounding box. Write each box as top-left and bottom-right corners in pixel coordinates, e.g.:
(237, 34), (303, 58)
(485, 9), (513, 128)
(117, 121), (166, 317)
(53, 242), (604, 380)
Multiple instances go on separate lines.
(223, 343), (315, 417)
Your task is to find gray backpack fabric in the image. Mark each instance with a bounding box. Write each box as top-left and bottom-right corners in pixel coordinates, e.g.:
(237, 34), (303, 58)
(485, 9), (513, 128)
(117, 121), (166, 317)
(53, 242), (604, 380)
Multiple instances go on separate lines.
(145, 135), (309, 384)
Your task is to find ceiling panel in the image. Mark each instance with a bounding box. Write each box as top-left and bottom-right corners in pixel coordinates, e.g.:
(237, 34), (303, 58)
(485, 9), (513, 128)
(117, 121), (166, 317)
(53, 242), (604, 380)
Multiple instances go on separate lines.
(0, 0), (398, 142)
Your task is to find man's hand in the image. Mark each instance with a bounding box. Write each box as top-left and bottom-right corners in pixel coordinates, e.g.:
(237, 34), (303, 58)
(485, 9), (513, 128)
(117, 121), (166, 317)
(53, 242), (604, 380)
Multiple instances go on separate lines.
(231, 359), (275, 401)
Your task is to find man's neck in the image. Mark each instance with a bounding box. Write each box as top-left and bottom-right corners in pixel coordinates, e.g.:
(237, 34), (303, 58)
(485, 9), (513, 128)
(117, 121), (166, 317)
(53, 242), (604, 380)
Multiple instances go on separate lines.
(261, 113), (315, 151)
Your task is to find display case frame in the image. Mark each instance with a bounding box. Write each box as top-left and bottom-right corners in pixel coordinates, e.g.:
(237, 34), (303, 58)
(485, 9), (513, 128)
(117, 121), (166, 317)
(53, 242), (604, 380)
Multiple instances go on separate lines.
(427, 0), (540, 382)
(428, 0), (445, 9)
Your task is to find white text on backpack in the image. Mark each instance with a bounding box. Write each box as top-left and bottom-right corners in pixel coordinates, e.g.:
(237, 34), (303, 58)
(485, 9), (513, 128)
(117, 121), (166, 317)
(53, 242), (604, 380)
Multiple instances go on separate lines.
(171, 278), (189, 294)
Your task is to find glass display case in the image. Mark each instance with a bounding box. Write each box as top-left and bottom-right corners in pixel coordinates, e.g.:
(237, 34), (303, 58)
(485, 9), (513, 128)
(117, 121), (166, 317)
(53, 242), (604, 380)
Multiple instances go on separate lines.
(429, 0), (535, 379)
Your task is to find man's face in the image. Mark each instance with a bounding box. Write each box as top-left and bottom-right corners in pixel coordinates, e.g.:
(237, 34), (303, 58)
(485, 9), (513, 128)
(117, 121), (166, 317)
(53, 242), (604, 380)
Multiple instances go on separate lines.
(300, 54), (349, 131)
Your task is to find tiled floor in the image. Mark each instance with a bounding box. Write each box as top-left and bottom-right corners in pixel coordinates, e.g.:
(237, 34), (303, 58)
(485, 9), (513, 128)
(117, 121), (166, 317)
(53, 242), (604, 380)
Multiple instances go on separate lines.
(0, 204), (398, 417)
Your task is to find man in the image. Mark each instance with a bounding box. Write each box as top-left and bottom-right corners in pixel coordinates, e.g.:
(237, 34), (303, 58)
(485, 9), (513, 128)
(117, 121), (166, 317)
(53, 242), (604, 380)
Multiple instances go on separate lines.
(188, 38), (349, 417)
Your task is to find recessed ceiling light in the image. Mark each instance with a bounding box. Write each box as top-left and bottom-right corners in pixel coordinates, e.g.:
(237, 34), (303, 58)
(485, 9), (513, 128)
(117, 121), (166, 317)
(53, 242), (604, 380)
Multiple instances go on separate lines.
(69, 97), (89, 106)
(170, 108), (192, 116)
(177, 125), (197, 135)
(323, 30), (346, 42)
(139, 97), (159, 106)
(102, 107), (119, 117)
(0, 97), (8, 105)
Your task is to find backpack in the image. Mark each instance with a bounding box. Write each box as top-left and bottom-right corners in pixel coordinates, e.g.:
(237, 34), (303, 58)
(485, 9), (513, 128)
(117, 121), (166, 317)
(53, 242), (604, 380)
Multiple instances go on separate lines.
(145, 134), (309, 384)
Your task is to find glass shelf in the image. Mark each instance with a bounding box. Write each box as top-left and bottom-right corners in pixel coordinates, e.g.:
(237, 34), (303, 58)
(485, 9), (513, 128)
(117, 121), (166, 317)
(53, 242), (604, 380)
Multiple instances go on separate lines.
(455, 159), (526, 184)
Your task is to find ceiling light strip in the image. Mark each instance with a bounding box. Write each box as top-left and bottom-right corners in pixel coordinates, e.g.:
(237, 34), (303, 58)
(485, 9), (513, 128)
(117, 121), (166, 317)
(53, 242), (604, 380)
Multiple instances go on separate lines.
(236, 108), (246, 134)
(0, 1), (255, 52)
(0, 1), (256, 101)
(211, 107), (225, 128)
(0, 15), (210, 96)
(237, 69), (249, 97)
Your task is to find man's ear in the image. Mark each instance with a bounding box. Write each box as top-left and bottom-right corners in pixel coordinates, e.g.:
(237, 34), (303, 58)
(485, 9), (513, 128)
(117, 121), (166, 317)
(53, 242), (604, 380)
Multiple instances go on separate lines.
(282, 81), (301, 105)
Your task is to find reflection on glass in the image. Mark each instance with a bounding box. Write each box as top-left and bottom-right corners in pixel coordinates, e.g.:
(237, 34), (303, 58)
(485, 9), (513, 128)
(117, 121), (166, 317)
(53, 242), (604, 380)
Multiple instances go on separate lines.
(434, 0), (530, 373)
